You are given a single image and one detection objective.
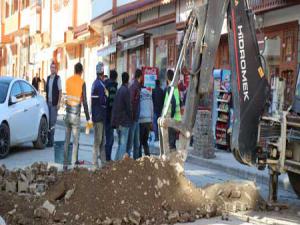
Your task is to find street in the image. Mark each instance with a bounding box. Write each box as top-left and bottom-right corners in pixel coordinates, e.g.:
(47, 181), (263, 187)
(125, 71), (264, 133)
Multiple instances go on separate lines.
(1, 124), (299, 225)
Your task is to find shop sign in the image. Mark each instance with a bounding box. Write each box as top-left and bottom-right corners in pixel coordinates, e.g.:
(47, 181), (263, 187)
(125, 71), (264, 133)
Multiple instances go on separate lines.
(142, 66), (159, 89)
(119, 34), (144, 52)
(97, 44), (117, 57)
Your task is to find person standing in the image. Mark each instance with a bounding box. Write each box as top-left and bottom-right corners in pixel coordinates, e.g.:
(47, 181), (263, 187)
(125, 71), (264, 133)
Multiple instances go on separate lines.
(91, 62), (107, 168)
(164, 69), (181, 150)
(127, 69), (142, 159)
(46, 62), (62, 147)
(111, 72), (132, 160)
(139, 87), (153, 157)
(64, 62), (91, 170)
(152, 79), (165, 141)
(104, 70), (118, 161)
(32, 73), (41, 91)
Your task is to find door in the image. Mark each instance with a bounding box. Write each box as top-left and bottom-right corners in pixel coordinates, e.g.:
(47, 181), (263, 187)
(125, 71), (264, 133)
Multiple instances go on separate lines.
(7, 81), (27, 144)
(20, 81), (40, 141)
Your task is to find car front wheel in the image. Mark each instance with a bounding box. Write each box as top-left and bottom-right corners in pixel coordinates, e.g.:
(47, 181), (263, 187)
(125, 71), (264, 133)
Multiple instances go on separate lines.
(33, 117), (48, 149)
(0, 123), (10, 159)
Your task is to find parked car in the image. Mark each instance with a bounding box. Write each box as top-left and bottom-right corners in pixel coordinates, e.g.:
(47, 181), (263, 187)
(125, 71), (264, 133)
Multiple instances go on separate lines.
(0, 77), (49, 159)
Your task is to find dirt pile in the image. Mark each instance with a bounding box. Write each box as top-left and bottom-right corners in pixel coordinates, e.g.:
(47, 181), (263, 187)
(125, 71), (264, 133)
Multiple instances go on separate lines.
(0, 157), (265, 225)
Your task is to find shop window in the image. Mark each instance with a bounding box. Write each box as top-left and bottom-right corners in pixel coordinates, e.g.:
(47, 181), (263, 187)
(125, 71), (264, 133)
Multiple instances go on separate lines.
(154, 34), (177, 87)
(263, 35), (281, 80)
(155, 39), (168, 86)
(282, 30), (296, 63)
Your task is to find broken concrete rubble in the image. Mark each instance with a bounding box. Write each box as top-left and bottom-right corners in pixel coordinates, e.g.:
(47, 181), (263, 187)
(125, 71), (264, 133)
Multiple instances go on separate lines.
(0, 159), (265, 225)
(42, 200), (56, 215)
(5, 181), (17, 193)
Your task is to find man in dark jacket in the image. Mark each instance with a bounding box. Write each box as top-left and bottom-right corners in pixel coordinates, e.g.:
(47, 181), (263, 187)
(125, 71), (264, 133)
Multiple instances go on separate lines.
(152, 79), (165, 141)
(91, 62), (107, 168)
(46, 61), (62, 147)
(112, 72), (132, 160)
(104, 70), (118, 161)
(127, 69), (142, 159)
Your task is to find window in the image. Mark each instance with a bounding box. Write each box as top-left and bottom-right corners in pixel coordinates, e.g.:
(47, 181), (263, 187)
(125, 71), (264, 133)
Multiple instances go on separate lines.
(10, 82), (23, 101)
(5, 2), (10, 18)
(20, 81), (35, 99)
(22, 0), (29, 9)
(0, 83), (9, 104)
(12, 0), (19, 14)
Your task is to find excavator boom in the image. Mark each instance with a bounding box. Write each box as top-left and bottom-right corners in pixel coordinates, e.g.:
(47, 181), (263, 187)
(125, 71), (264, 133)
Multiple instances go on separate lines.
(159, 0), (268, 166)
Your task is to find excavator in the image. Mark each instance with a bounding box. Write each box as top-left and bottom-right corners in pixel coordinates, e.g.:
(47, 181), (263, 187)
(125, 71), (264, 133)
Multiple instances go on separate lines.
(158, 0), (300, 203)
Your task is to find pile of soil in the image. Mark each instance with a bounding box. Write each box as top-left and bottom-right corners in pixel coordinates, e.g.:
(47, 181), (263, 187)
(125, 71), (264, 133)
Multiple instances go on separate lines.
(0, 157), (265, 225)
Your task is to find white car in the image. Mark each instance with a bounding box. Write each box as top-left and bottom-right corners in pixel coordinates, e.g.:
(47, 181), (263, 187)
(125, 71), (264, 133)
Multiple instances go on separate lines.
(0, 77), (49, 159)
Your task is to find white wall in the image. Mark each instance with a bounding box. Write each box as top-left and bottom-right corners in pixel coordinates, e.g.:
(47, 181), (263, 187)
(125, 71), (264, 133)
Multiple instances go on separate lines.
(41, 0), (51, 33)
(51, 2), (74, 45)
(117, 0), (136, 7)
(77, 0), (91, 25)
(92, 0), (112, 19)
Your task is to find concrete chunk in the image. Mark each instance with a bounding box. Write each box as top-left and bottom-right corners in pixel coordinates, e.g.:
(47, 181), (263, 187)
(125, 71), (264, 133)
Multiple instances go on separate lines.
(42, 200), (56, 215)
(5, 181), (17, 193)
(18, 180), (29, 193)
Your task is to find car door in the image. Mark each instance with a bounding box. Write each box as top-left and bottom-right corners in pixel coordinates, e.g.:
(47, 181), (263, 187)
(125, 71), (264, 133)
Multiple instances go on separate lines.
(20, 81), (40, 141)
(7, 81), (27, 144)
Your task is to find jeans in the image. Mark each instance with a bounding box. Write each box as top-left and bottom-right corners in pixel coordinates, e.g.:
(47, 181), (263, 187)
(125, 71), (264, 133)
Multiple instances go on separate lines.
(139, 123), (151, 156)
(127, 122), (140, 159)
(47, 103), (58, 145)
(168, 127), (177, 150)
(105, 118), (114, 161)
(115, 126), (130, 161)
(153, 112), (161, 141)
(64, 114), (80, 166)
(93, 122), (106, 167)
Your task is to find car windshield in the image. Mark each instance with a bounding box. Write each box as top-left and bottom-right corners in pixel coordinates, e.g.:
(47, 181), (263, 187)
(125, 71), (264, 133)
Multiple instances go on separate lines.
(0, 82), (9, 104)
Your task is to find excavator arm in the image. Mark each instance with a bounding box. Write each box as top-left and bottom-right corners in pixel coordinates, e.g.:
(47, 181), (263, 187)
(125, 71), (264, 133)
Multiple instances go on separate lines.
(159, 0), (269, 167)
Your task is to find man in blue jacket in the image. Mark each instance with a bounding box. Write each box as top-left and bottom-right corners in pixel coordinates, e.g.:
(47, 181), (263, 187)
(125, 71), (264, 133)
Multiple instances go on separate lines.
(91, 62), (107, 168)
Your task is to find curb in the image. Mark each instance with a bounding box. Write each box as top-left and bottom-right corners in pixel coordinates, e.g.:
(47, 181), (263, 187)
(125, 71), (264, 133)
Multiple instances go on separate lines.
(187, 153), (294, 193)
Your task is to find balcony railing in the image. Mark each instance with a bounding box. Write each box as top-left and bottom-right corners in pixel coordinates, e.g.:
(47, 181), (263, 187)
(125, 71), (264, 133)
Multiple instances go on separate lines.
(248, 0), (296, 13)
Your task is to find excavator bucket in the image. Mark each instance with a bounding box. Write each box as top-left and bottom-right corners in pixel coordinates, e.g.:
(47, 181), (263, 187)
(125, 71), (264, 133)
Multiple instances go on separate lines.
(227, 0), (269, 165)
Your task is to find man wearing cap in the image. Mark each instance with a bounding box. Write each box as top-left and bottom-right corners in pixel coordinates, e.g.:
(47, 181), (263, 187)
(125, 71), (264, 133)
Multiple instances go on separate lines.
(91, 62), (108, 168)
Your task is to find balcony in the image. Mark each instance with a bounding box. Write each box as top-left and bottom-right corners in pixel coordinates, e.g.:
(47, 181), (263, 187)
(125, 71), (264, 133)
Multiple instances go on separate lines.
(248, 0), (297, 13)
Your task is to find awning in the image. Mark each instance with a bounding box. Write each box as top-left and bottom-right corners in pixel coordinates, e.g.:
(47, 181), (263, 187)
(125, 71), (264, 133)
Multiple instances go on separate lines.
(119, 34), (144, 52)
(104, 0), (174, 25)
(97, 43), (117, 57)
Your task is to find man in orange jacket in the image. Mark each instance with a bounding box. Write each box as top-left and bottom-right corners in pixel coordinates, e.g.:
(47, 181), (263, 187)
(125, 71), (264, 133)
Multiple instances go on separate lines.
(63, 62), (91, 170)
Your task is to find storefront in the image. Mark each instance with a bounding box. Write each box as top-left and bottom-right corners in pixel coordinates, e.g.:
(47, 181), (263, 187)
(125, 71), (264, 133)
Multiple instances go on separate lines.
(97, 43), (117, 76)
(214, 21), (299, 107)
(118, 33), (150, 79)
(153, 33), (177, 86)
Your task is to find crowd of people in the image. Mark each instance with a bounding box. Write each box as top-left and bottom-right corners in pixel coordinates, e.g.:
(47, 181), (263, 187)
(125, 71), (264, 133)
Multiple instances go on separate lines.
(43, 61), (182, 170)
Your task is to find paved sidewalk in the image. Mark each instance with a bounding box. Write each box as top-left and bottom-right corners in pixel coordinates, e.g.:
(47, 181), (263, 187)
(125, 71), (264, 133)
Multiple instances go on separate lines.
(187, 151), (292, 193)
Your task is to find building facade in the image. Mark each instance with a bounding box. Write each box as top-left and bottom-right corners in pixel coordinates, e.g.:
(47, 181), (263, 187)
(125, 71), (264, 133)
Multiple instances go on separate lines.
(1, 0), (300, 102)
